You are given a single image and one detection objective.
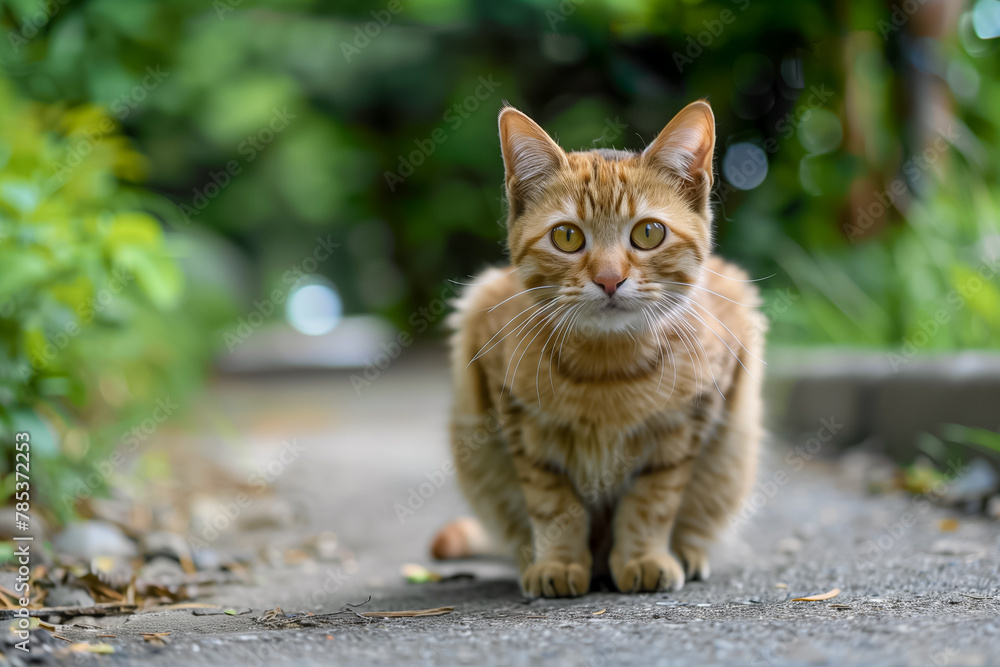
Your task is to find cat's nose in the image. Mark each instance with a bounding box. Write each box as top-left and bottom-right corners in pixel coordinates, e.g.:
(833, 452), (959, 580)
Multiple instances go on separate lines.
(594, 272), (627, 296)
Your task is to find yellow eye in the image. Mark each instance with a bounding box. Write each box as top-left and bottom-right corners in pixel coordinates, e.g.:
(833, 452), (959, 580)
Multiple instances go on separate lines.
(551, 224), (584, 253)
(630, 220), (666, 250)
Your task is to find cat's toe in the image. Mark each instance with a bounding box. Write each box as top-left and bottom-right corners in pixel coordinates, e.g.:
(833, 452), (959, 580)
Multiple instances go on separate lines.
(614, 552), (685, 593)
(673, 542), (711, 582)
(521, 560), (590, 598)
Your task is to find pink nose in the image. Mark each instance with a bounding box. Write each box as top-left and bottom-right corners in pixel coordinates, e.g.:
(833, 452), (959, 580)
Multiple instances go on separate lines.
(594, 272), (626, 295)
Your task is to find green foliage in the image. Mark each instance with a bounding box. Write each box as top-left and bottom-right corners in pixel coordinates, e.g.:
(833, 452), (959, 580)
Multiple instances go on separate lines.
(2, 0), (995, 351)
(766, 35), (1000, 351)
(0, 80), (222, 523)
(769, 164), (1000, 350)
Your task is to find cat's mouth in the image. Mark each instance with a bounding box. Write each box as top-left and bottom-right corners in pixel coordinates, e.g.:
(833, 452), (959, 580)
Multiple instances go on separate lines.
(597, 293), (644, 313)
(590, 296), (646, 322)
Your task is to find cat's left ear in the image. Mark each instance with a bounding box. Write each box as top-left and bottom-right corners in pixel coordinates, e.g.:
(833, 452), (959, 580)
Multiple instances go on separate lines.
(642, 100), (715, 215)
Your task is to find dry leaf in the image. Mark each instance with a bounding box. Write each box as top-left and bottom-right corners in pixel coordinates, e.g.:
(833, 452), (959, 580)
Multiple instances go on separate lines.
(774, 583), (788, 589)
(792, 588), (841, 602)
(360, 606), (454, 618)
(193, 607), (250, 616)
(0, 588), (17, 610)
(592, 609), (606, 615)
(938, 518), (959, 532)
(70, 643), (116, 654)
(142, 632), (172, 646)
(258, 607), (285, 623)
(179, 555), (197, 575)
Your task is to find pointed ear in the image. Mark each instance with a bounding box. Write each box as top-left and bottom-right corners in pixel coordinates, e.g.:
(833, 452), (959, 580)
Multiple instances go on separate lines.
(499, 106), (568, 218)
(642, 100), (715, 213)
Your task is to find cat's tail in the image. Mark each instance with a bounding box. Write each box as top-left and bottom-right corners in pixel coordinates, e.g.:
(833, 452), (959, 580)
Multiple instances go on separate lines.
(430, 517), (495, 560)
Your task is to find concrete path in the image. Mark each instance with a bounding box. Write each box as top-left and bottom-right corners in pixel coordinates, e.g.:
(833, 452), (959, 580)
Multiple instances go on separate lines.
(36, 348), (1000, 666)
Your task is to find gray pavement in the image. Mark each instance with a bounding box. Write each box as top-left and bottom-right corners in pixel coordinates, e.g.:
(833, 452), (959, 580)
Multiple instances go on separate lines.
(31, 348), (1000, 666)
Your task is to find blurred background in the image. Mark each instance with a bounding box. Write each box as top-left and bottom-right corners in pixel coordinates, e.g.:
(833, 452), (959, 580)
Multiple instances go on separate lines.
(0, 0), (999, 554)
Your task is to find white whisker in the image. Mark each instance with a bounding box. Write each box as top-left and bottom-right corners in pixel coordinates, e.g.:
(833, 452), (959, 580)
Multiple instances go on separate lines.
(654, 303), (702, 397)
(662, 280), (757, 308)
(486, 285), (558, 313)
(468, 297), (559, 366)
(506, 306), (565, 398)
(701, 267), (775, 283)
(664, 294), (759, 384)
(448, 266), (522, 287)
(655, 300), (724, 400)
(686, 298), (766, 365)
(535, 306), (572, 407)
(501, 303), (564, 395)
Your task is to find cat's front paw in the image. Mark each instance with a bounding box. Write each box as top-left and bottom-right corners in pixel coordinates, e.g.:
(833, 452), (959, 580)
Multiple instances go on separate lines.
(611, 551), (685, 593)
(521, 560), (591, 598)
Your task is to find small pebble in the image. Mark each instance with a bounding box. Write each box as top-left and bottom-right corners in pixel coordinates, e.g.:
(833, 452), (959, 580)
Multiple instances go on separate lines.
(46, 586), (95, 608)
(777, 537), (803, 555)
(986, 495), (1000, 520)
(53, 521), (137, 560)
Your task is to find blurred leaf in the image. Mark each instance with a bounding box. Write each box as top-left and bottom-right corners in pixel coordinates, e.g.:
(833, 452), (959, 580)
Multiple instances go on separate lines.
(942, 424), (1000, 454)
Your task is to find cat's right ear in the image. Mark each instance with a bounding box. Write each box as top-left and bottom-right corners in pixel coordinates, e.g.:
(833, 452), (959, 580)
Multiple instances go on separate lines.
(499, 106), (567, 218)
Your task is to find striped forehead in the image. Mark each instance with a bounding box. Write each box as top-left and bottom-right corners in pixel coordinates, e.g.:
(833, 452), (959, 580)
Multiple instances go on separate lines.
(568, 155), (637, 221)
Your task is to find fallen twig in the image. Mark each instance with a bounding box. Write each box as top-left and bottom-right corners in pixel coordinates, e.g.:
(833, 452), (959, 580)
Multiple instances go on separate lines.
(0, 602), (137, 620)
(360, 606), (454, 618)
(255, 596), (453, 626)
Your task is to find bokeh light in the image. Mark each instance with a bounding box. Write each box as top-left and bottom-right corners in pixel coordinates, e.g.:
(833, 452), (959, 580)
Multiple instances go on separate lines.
(286, 281), (343, 336)
(797, 109), (842, 155)
(972, 0), (1000, 39)
(723, 142), (768, 190)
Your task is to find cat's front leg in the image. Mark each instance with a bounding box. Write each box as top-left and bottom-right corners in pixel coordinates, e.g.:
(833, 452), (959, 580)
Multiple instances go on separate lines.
(609, 443), (697, 593)
(508, 422), (592, 598)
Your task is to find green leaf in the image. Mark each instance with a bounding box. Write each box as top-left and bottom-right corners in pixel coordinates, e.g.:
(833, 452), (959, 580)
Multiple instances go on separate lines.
(0, 250), (51, 301)
(9, 409), (59, 458)
(115, 247), (183, 310)
(0, 180), (41, 216)
(942, 424), (1000, 454)
(0, 541), (14, 566)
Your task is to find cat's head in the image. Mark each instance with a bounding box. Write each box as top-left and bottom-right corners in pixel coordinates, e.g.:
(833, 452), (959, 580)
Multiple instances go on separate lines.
(499, 101), (715, 335)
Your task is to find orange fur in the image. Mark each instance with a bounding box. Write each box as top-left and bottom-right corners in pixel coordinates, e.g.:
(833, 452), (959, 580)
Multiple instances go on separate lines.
(437, 101), (764, 597)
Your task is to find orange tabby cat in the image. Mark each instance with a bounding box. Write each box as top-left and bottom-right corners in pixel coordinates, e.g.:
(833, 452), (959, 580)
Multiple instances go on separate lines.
(433, 100), (764, 598)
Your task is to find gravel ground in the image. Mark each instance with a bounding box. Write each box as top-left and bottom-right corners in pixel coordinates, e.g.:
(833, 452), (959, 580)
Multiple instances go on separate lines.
(15, 350), (1000, 667)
